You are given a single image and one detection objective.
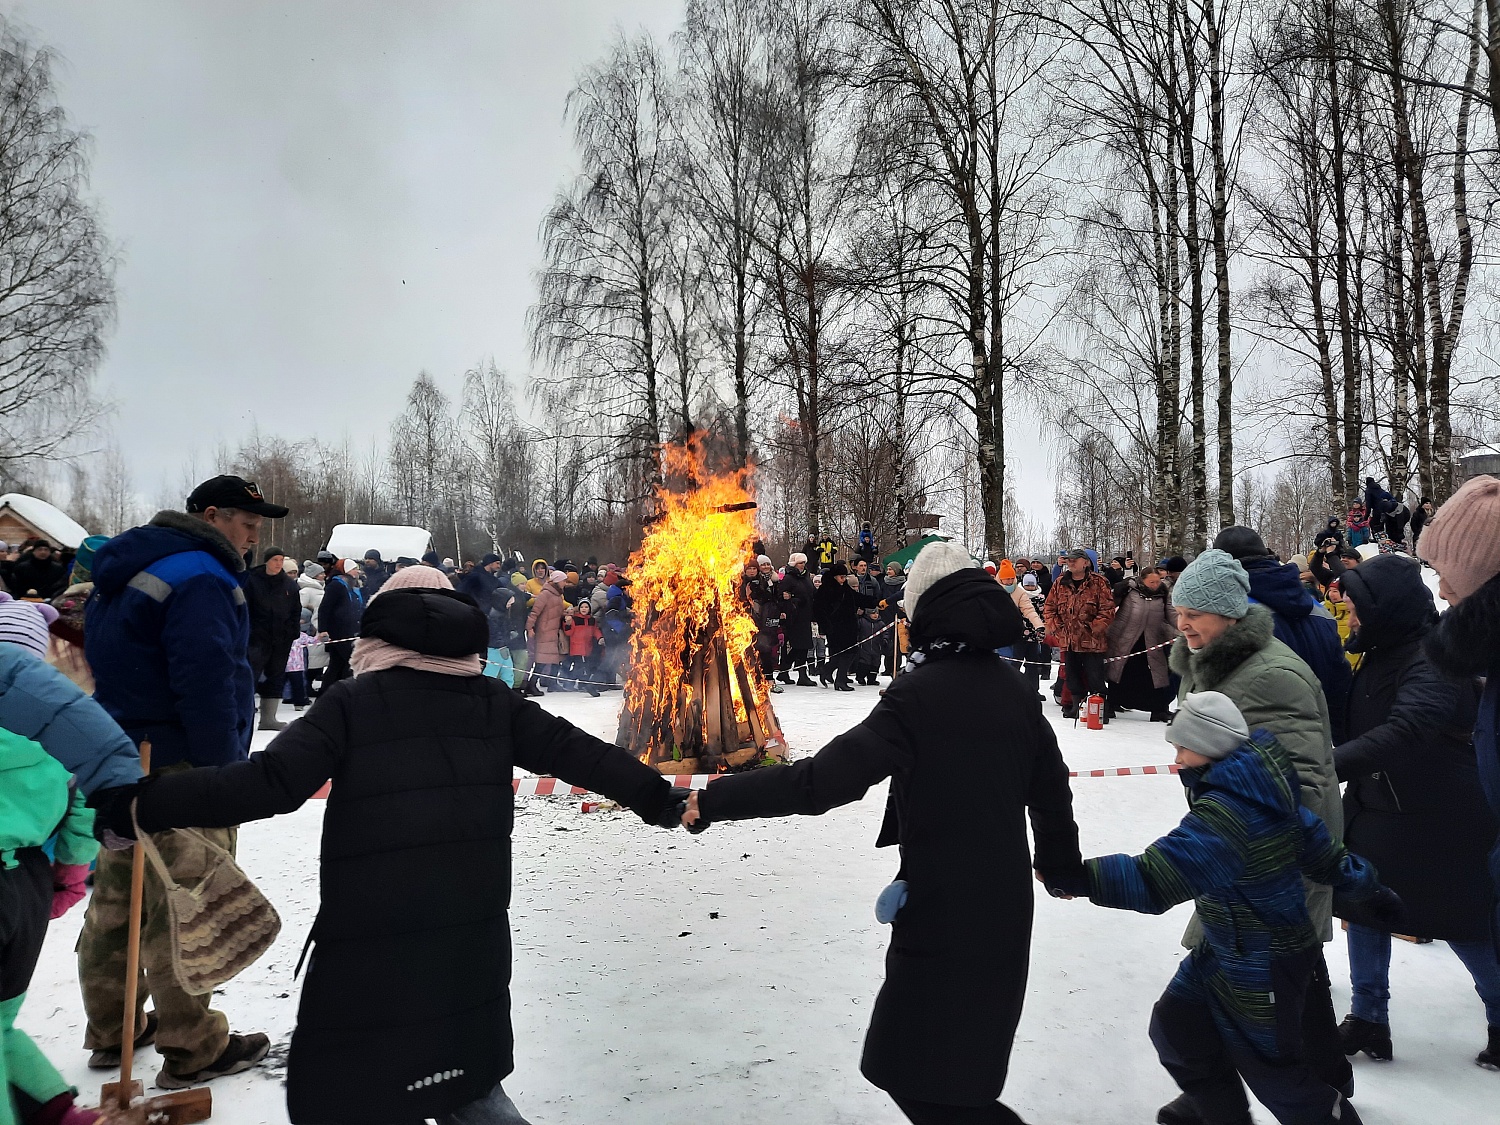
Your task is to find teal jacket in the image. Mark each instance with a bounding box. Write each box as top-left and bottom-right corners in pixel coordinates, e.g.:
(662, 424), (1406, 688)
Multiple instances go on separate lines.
(0, 725), (97, 869)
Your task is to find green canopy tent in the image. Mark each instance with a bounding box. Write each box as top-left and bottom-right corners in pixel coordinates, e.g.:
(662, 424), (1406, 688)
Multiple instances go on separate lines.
(882, 534), (954, 573)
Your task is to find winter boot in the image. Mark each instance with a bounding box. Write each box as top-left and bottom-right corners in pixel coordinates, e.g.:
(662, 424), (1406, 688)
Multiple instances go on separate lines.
(1338, 1015), (1393, 1061)
(257, 697), (287, 732)
(1477, 1025), (1500, 1070)
(156, 1032), (271, 1090)
(87, 1011), (159, 1069)
(777, 671), (792, 684)
(1150, 709), (1173, 722)
(796, 671), (816, 687)
(1155, 1093), (1205, 1125)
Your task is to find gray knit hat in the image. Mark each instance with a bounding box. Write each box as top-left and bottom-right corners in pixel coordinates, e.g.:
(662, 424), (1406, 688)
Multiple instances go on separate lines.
(902, 540), (976, 616)
(1170, 549), (1250, 618)
(1167, 691), (1250, 760)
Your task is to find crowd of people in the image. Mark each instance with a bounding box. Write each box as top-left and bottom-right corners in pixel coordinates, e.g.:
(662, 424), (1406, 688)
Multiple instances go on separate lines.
(0, 471), (1497, 1125)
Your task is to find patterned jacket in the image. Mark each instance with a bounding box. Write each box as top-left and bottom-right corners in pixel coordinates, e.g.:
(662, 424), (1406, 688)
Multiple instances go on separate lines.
(1083, 731), (1378, 1049)
(1042, 570), (1116, 653)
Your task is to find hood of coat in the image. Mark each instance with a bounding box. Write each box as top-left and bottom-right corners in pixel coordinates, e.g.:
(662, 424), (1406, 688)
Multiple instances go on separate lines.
(1190, 729), (1299, 818)
(1122, 575), (1169, 601)
(1168, 603), (1275, 688)
(1243, 555), (1316, 620)
(908, 568), (1024, 651)
(359, 588), (488, 658)
(1339, 554), (1436, 654)
(1424, 569), (1500, 678)
(297, 573), (323, 594)
(91, 510), (246, 595)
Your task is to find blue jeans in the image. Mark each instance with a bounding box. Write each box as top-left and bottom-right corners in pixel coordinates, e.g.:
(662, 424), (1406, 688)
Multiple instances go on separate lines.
(437, 1082), (530, 1125)
(1347, 923), (1500, 1026)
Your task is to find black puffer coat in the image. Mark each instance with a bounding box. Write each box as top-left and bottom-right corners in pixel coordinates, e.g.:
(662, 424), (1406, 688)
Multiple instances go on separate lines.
(243, 565), (302, 675)
(1335, 556), (1497, 940)
(133, 588), (675, 1124)
(699, 569), (1081, 1107)
(777, 566), (816, 648)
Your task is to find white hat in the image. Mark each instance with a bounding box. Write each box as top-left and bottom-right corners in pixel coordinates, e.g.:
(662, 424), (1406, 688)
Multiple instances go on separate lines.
(903, 541), (977, 619)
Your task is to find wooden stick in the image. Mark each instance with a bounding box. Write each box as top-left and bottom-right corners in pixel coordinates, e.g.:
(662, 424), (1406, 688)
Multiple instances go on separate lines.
(117, 740), (151, 1110)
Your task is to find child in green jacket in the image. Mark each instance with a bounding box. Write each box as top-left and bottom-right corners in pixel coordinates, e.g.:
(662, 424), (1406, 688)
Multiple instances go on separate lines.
(0, 599), (102, 1125)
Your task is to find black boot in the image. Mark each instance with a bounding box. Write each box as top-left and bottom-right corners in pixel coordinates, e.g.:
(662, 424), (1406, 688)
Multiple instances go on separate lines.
(796, 671), (816, 687)
(777, 671), (792, 684)
(1338, 1015), (1393, 1061)
(1477, 1024), (1500, 1070)
(1156, 1091), (1254, 1125)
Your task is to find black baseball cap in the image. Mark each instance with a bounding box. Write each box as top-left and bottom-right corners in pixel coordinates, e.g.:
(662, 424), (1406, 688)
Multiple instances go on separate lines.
(186, 475), (289, 518)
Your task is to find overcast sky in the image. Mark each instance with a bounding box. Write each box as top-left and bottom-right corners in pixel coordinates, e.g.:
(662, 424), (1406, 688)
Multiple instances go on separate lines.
(5, 0), (686, 501)
(9, 0), (1056, 537)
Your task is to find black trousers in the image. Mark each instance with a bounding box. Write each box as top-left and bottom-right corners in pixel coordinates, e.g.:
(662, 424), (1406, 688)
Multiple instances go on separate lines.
(1149, 951), (1357, 1125)
(321, 644), (352, 690)
(1063, 650), (1106, 705)
(1302, 948), (1354, 1096)
(779, 646), (810, 677)
(891, 1094), (1024, 1125)
(0, 849), (52, 1003)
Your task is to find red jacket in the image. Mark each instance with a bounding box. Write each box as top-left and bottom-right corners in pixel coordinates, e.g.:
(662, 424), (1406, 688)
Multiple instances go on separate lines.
(564, 614), (603, 657)
(1043, 570), (1117, 654)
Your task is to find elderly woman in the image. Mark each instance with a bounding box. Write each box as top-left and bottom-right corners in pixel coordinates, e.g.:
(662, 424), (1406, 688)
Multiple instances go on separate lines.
(1166, 549), (1351, 1107)
(1104, 567), (1178, 721)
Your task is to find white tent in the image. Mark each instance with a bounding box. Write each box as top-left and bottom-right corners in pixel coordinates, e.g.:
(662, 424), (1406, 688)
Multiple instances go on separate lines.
(0, 493), (90, 548)
(324, 523), (432, 563)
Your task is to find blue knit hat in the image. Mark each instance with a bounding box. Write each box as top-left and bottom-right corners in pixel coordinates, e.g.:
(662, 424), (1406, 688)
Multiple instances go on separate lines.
(1170, 549), (1250, 619)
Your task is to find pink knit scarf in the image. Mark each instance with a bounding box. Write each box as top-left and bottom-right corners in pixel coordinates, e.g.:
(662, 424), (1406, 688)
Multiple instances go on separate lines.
(349, 637), (483, 677)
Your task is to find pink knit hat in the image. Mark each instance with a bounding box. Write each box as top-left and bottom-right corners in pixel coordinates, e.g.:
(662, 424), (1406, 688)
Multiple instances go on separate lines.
(1419, 475), (1500, 600)
(0, 592), (59, 658)
(372, 564), (454, 599)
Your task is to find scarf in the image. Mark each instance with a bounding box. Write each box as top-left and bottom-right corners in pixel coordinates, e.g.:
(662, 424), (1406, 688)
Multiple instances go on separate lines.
(350, 637), (483, 677)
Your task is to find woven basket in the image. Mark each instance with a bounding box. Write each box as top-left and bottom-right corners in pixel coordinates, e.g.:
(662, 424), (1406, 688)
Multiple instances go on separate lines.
(134, 811), (282, 995)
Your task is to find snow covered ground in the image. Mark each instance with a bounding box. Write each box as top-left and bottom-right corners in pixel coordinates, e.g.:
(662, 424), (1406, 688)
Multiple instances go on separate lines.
(29, 682), (1498, 1125)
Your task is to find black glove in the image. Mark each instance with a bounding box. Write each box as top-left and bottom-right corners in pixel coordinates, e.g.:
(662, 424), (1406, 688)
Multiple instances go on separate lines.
(87, 783), (146, 844)
(1038, 862), (1089, 899)
(655, 791), (710, 834)
(1335, 885), (1406, 932)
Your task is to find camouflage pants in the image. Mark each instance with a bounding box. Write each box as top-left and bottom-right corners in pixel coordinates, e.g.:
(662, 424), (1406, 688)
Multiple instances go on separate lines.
(76, 822), (238, 1074)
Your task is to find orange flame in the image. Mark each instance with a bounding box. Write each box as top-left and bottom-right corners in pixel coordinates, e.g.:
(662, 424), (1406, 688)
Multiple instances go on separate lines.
(620, 436), (783, 767)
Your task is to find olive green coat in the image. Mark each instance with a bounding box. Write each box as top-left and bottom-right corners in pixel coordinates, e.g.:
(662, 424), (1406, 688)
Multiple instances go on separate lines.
(1169, 604), (1341, 941)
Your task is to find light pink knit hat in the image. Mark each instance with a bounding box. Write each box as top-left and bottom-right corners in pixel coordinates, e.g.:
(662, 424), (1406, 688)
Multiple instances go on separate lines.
(1419, 475), (1500, 600)
(372, 564), (454, 600)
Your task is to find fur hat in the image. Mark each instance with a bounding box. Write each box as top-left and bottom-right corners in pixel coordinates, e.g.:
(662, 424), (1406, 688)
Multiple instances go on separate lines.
(1419, 475), (1500, 601)
(0, 593), (58, 658)
(1167, 691), (1250, 761)
(756, 554), (772, 567)
(1171, 549), (1250, 619)
(903, 540), (977, 616)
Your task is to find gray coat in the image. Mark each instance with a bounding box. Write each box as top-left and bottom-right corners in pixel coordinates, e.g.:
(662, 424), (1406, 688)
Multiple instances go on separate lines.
(1169, 604), (1341, 941)
(1105, 579), (1177, 688)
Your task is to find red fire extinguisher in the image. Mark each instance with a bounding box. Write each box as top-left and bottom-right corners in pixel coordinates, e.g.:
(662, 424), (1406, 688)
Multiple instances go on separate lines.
(1085, 694), (1105, 730)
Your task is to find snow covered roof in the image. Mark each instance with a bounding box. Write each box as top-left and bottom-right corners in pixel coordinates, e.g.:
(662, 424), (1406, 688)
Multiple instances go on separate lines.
(324, 523), (432, 562)
(1459, 442), (1500, 460)
(0, 493), (90, 548)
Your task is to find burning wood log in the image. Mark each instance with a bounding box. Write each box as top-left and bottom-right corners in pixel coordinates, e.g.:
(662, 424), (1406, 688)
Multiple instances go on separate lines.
(616, 437), (785, 774)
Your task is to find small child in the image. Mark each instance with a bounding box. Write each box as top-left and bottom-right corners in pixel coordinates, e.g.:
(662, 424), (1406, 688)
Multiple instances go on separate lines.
(1346, 503), (1371, 547)
(561, 602), (603, 697)
(853, 606), (883, 685)
(285, 630), (318, 711)
(0, 598), (103, 1125)
(1045, 691), (1398, 1125)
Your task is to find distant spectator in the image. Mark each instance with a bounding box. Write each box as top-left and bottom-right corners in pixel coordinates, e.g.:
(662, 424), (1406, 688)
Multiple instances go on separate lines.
(243, 546), (301, 731)
(1043, 549), (1116, 721)
(361, 550), (390, 598)
(3, 539), (67, 599)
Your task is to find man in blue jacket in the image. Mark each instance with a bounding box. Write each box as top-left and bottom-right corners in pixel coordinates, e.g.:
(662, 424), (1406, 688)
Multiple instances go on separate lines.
(78, 475), (287, 1090)
(1214, 526), (1353, 742)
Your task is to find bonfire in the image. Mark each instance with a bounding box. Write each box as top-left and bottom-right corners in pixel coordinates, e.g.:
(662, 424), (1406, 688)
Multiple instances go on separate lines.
(616, 437), (786, 774)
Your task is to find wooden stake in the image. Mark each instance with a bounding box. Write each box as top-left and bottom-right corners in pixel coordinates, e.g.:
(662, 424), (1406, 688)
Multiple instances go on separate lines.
(117, 741), (150, 1109)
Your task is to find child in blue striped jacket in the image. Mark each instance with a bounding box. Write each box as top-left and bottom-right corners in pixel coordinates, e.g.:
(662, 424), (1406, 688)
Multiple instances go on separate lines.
(1045, 691), (1400, 1125)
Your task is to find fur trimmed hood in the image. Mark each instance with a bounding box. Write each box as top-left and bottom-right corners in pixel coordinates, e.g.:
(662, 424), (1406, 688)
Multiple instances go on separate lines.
(1425, 570), (1500, 679)
(1168, 603), (1276, 688)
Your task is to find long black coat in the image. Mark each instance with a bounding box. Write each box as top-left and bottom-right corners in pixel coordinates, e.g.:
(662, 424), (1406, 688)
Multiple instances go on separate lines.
(243, 565), (302, 676)
(1335, 555), (1498, 940)
(699, 570), (1081, 1107)
(135, 591), (674, 1125)
(813, 577), (871, 652)
(777, 566), (816, 648)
